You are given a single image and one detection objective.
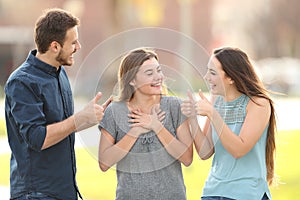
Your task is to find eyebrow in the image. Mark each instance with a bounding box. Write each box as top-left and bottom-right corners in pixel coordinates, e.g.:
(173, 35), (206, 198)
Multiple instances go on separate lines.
(143, 65), (161, 73)
(144, 69), (153, 73)
(207, 67), (216, 73)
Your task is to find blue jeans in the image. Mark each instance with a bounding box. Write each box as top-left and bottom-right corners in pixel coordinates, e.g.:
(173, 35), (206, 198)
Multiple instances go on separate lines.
(12, 192), (58, 200)
(262, 193), (270, 200)
(202, 193), (269, 200)
(202, 197), (235, 200)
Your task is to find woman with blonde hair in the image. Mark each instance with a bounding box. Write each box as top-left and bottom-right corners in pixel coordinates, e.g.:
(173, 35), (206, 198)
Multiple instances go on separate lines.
(98, 48), (193, 200)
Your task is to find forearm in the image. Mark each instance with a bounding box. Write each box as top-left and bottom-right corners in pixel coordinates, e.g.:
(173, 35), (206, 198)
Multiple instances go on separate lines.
(210, 110), (246, 158)
(188, 117), (214, 159)
(99, 131), (138, 171)
(43, 115), (76, 150)
(155, 127), (192, 166)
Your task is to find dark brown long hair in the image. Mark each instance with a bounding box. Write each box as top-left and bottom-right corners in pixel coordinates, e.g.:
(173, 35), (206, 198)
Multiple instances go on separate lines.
(214, 47), (276, 185)
(34, 8), (80, 53)
(117, 48), (158, 101)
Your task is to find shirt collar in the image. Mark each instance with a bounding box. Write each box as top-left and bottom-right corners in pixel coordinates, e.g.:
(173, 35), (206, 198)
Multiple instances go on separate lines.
(27, 49), (61, 77)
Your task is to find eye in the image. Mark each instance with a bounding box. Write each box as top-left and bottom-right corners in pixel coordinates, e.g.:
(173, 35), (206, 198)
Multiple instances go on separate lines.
(72, 40), (79, 45)
(207, 68), (216, 76)
(145, 71), (153, 76)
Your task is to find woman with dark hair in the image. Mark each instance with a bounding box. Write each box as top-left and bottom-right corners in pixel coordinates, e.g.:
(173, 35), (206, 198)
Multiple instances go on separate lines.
(181, 47), (276, 200)
(98, 48), (193, 200)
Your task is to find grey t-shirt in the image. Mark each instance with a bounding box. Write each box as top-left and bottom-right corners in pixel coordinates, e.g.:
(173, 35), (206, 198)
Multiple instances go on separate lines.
(99, 96), (187, 200)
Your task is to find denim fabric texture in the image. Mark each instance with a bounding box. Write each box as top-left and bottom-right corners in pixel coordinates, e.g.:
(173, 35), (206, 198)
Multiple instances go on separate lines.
(5, 50), (79, 200)
(202, 196), (235, 200)
(202, 193), (270, 200)
(12, 192), (58, 200)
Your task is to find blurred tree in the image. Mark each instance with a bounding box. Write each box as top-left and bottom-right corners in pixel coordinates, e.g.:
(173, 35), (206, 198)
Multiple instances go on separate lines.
(249, 0), (300, 59)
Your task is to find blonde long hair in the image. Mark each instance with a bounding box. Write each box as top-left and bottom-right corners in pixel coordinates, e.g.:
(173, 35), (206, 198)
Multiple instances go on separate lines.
(117, 48), (159, 101)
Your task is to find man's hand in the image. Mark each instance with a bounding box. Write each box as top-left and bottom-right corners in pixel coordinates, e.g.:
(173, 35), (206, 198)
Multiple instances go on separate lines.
(74, 92), (105, 132)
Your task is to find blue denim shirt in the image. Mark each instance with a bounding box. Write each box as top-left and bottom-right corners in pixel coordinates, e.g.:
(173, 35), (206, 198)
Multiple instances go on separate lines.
(5, 50), (81, 200)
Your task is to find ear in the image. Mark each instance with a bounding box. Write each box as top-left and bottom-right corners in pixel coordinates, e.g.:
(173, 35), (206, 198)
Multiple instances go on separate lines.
(225, 75), (234, 85)
(49, 41), (61, 53)
(129, 80), (135, 87)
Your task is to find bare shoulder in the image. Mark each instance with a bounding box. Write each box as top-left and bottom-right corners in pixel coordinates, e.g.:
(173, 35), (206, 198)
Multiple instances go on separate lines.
(247, 96), (270, 110)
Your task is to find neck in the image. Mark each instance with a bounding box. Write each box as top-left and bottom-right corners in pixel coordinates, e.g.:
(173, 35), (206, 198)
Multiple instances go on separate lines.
(36, 52), (60, 69)
(129, 94), (161, 112)
(224, 89), (243, 102)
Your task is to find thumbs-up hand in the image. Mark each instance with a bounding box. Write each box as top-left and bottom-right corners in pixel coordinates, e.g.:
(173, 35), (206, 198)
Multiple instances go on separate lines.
(181, 90), (197, 117)
(74, 92), (105, 131)
(195, 90), (213, 118)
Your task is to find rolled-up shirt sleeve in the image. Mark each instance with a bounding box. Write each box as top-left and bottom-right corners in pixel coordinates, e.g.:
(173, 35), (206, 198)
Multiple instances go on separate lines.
(6, 78), (46, 151)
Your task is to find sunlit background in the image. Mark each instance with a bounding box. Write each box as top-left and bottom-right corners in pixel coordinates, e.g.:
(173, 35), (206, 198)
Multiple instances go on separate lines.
(0, 0), (299, 199)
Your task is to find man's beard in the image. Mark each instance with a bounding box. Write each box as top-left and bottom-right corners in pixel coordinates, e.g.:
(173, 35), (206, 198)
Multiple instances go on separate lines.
(56, 49), (73, 66)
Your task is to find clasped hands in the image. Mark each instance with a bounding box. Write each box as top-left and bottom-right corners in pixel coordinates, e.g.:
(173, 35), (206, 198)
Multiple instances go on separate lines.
(128, 104), (165, 137)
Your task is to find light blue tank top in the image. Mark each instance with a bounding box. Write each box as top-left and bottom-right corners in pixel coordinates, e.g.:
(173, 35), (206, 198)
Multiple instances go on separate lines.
(202, 94), (271, 200)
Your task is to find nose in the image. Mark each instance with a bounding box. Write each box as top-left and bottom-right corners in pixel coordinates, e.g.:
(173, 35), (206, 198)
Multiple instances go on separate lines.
(76, 41), (81, 50)
(204, 71), (209, 81)
(154, 71), (164, 80)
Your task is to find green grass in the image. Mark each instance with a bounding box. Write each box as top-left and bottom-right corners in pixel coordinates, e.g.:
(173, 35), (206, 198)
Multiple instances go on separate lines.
(270, 129), (300, 199)
(0, 129), (299, 199)
(0, 119), (6, 138)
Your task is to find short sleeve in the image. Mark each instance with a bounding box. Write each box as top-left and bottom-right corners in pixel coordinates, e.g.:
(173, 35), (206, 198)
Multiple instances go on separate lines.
(98, 103), (117, 139)
(166, 96), (187, 130)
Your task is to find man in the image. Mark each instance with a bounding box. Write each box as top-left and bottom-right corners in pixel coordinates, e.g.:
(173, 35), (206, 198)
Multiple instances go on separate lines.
(5, 8), (110, 200)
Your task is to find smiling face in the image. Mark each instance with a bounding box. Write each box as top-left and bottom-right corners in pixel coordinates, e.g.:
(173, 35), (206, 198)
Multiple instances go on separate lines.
(55, 26), (81, 66)
(204, 56), (232, 96)
(130, 57), (164, 96)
